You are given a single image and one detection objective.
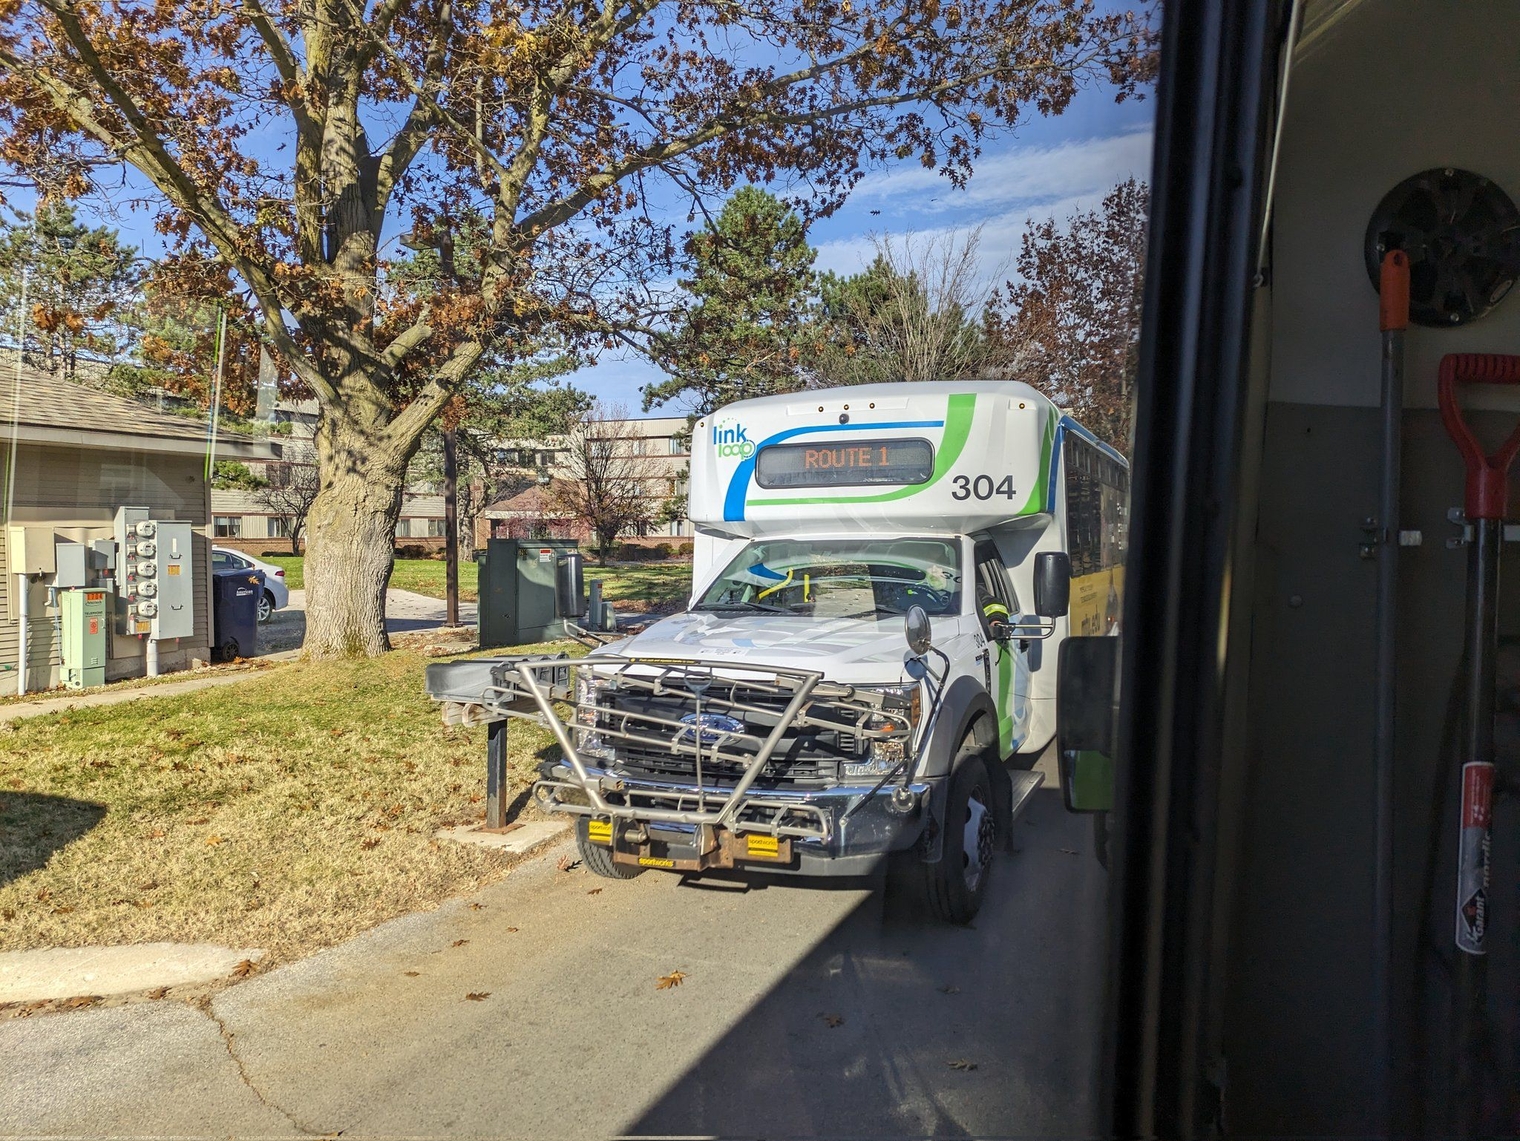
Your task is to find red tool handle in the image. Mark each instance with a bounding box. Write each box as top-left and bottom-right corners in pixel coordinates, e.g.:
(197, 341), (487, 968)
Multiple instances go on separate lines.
(1438, 353), (1520, 520)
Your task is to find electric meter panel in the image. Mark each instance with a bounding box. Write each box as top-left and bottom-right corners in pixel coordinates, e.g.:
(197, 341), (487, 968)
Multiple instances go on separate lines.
(147, 521), (195, 640)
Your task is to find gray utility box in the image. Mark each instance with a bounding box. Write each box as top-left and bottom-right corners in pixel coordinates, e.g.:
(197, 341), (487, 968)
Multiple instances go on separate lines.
(477, 538), (580, 648)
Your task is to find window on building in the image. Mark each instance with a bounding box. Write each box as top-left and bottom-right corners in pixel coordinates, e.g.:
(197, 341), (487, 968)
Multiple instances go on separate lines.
(669, 436), (684, 455)
(268, 516), (291, 538)
(214, 516), (242, 538)
(426, 518), (447, 537)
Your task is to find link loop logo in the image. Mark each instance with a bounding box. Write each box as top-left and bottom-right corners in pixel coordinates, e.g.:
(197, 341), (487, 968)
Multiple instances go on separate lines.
(711, 421), (755, 458)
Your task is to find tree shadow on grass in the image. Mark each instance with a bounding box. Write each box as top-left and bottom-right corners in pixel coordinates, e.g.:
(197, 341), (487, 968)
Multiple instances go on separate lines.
(0, 793), (107, 887)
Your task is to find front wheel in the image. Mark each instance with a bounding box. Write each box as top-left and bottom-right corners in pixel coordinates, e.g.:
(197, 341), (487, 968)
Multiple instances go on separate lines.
(257, 592), (274, 623)
(577, 821), (644, 880)
(918, 740), (997, 924)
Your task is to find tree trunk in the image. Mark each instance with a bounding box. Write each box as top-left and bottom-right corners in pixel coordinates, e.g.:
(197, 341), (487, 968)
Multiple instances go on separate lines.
(302, 420), (410, 658)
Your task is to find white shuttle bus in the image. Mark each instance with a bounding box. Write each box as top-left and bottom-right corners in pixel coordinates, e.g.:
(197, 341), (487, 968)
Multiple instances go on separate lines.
(440, 380), (1127, 923)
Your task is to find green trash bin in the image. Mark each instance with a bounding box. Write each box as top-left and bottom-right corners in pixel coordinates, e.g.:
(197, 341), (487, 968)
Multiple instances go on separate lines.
(476, 539), (581, 647)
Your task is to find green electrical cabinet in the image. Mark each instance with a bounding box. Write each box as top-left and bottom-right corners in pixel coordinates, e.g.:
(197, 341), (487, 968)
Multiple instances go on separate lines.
(60, 588), (108, 689)
(477, 538), (579, 648)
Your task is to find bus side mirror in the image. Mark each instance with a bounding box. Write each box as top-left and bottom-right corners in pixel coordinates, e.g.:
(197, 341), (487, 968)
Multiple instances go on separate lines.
(1056, 636), (1117, 813)
(1034, 551), (1071, 618)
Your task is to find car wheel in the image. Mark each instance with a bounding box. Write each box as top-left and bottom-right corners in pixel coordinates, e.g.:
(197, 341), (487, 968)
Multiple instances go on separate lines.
(921, 738), (997, 924)
(257, 592), (274, 623)
(577, 820), (644, 880)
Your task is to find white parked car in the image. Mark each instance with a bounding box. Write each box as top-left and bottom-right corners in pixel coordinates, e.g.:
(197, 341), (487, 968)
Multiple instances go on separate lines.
(212, 547), (290, 622)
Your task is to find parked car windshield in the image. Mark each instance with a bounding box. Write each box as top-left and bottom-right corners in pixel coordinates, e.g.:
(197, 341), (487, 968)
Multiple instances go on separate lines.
(693, 537), (962, 618)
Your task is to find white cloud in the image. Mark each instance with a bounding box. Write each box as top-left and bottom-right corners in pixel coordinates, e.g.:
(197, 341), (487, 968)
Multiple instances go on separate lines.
(851, 127), (1153, 216)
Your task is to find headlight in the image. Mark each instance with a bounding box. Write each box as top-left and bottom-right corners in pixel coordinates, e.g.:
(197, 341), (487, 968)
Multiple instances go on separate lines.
(842, 684), (922, 779)
(574, 670), (615, 760)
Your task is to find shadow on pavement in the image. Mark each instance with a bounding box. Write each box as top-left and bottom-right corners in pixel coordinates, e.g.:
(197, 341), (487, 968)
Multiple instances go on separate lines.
(625, 787), (1109, 1139)
(0, 793), (107, 887)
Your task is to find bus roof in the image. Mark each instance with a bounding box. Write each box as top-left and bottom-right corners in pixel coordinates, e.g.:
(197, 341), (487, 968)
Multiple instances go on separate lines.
(688, 380), (1124, 534)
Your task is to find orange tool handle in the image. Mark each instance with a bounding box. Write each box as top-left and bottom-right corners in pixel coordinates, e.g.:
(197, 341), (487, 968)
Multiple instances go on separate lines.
(1438, 353), (1520, 520)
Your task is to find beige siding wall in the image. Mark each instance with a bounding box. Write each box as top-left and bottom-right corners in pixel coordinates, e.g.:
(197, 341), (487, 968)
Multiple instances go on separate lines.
(0, 442), (213, 690)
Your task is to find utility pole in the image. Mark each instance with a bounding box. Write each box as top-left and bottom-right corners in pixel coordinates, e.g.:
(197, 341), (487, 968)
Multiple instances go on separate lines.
(439, 229), (460, 627)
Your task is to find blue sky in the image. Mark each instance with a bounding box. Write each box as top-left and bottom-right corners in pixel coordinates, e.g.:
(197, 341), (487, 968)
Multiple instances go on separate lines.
(578, 86), (1155, 410)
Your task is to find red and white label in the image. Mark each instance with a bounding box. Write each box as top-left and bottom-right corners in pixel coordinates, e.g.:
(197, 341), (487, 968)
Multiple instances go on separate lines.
(1461, 762), (1494, 829)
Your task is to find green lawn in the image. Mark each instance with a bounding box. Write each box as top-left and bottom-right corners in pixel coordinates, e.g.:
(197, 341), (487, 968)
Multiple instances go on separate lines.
(264, 557), (691, 613)
(0, 646), (573, 964)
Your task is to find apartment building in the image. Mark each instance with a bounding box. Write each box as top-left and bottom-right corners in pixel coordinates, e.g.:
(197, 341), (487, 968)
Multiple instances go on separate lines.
(476, 414), (693, 546)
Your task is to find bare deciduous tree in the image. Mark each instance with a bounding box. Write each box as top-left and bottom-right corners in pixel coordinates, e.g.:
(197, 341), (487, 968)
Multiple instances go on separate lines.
(255, 464), (320, 555)
(551, 403), (658, 563)
(815, 229), (1010, 387)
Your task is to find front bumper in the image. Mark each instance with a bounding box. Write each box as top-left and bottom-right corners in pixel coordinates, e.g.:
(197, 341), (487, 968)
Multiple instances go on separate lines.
(534, 764), (941, 877)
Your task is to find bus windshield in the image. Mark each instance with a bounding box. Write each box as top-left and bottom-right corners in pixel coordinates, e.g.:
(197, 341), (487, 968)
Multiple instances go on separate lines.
(692, 537), (963, 618)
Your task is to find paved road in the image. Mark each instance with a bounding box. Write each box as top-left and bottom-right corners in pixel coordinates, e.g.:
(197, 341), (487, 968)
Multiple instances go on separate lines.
(1, 754), (1112, 1138)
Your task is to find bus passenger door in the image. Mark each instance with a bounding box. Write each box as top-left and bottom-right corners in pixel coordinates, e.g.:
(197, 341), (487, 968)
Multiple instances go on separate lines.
(972, 540), (1030, 755)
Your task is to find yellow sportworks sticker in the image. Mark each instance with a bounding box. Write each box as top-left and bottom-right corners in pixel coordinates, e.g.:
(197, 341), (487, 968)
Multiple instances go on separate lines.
(638, 856), (675, 868)
(587, 819), (613, 845)
(746, 834), (780, 858)
(167, 564), (181, 575)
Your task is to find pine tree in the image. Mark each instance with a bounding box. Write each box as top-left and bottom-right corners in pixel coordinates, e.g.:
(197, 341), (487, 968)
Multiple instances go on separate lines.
(645, 188), (818, 416)
(0, 203), (141, 380)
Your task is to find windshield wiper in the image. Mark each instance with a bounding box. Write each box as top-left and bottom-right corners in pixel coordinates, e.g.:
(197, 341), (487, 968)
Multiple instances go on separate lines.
(691, 600), (789, 614)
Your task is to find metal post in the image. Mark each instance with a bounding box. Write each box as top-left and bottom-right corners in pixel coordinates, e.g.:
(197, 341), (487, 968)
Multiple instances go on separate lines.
(1370, 249), (1407, 1132)
(146, 637), (160, 678)
(444, 427), (460, 627)
(485, 718), (509, 830)
(1453, 518), (1498, 1134)
(588, 578), (602, 630)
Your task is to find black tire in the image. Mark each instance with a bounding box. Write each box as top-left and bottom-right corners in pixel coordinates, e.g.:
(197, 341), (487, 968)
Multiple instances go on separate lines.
(921, 739), (998, 924)
(577, 821), (644, 880)
(257, 592), (275, 623)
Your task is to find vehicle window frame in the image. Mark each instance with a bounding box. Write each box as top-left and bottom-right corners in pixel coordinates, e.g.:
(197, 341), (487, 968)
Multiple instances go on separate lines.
(971, 539), (1017, 638)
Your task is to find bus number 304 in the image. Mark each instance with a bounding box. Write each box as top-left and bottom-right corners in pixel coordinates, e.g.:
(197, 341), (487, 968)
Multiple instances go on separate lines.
(951, 474), (1017, 501)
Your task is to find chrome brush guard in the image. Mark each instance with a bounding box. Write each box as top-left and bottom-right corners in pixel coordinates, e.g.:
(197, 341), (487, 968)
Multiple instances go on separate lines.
(469, 653), (916, 844)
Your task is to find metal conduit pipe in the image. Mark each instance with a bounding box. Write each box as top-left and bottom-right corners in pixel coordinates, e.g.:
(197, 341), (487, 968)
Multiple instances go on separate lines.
(15, 572), (27, 696)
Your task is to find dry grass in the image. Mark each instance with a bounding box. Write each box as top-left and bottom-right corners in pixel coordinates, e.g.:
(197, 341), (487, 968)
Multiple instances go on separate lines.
(0, 647), (572, 962)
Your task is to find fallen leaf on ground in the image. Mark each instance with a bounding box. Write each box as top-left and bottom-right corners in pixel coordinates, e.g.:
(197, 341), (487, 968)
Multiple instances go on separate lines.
(403, 971), (421, 977)
(205, 835), (224, 847)
(557, 856), (581, 872)
(947, 1059), (978, 1071)
(230, 959), (256, 979)
(146, 987), (169, 999)
(465, 992), (490, 1001)
(51, 905), (74, 915)
(655, 970), (687, 990)
(360, 838), (380, 850)
(469, 902), (484, 910)
(60, 996), (101, 1010)
(938, 985), (961, 994)
(1058, 848), (1078, 855)
(452, 939), (469, 947)
(821, 1013), (845, 1027)
(506, 927), (519, 933)
(587, 888), (602, 895)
